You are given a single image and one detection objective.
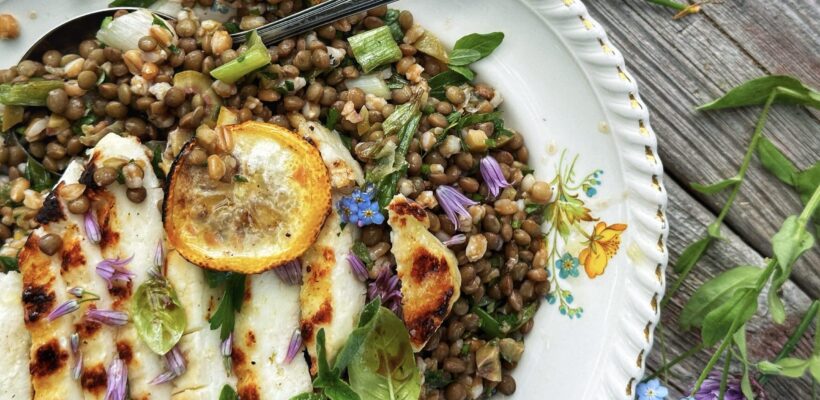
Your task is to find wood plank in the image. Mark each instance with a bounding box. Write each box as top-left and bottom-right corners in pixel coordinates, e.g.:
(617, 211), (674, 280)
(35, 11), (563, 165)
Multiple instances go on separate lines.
(648, 178), (815, 398)
(584, 1), (820, 298)
(698, 0), (820, 89)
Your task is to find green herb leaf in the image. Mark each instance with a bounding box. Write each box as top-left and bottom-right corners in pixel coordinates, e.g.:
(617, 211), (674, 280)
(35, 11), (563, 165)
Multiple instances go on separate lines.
(233, 175), (249, 183)
(772, 215), (814, 270)
(219, 385), (240, 400)
(680, 265), (761, 330)
(423, 370), (452, 389)
(428, 71), (468, 100)
(313, 329), (361, 400)
(145, 141), (166, 180)
(701, 288), (759, 347)
(325, 108), (341, 131)
(290, 393), (328, 400)
(673, 236), (712, 273)
(448, 65), (475, 81)
(452, 32), (504, 59)
(208, 272), (246, 340)
(810, 356), (820, 381)
(351, 241), (373, 269)
(732, 328), (756, 399)
(0, 255), (18, 272)
(349, 307), (421, 400)
(691, 176), (741, 195)
(698, 75), (820, 110)
(758, 357), (810, 378)
(333, 299), (380, 372)
(132, 277), (187, 354)
(375, 114), (421, 210)
(25, 157), (57, 192)
(224, 22), (240, 34)
(474, 307), (502, 338)
(448, 49), (482, 66)
(758, 137), (798, 186)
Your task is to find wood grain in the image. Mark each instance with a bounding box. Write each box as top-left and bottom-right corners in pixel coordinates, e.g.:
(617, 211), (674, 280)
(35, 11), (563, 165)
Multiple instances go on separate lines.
(585, 1), (820, 299)
(650, 179), (815, 398)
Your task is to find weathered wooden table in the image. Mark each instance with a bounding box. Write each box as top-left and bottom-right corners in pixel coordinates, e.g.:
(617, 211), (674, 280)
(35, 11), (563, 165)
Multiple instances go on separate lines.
(584, 1), (819, 398)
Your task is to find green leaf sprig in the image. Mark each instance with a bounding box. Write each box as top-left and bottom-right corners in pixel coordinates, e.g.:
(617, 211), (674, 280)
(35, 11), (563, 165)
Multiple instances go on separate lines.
(646, 75), (820, 398)
(132, 274), (187, 355)
(204, 270), (246, 340)
(428, 32), (504, 98)
(642, 0), (704, 19)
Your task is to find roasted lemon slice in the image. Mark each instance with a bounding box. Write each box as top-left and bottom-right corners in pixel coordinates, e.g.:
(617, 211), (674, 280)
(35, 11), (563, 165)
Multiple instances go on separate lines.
(164, 121), (331, 274)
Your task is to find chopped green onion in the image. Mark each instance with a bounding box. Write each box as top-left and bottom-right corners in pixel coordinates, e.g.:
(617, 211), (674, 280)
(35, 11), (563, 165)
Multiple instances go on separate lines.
(345, 73), (391, 98)
(97, 9), (167, 51)
(348, 26), (402, 73)
(210, 30), (271, 84)
(382, 90), (423, 136)
(0, 80), (64, 106)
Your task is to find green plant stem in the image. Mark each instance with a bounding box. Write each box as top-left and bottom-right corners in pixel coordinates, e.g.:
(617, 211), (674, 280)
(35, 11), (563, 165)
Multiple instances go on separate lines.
(692, 180), (820, 394)
(759, 300), (819, 384)
(665, 91), (779, 306)
(643, 343), (704, 381)
(644, 0), (688, 11)
(719, 347), (732, 400)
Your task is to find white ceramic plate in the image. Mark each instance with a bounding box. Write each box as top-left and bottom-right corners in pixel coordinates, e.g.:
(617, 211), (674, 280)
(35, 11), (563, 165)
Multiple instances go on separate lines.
(0, 0), (668, 398)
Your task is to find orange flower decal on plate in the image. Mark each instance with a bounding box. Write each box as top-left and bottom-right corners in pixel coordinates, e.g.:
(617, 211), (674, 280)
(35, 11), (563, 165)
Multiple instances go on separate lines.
(579, 222), (627, 278)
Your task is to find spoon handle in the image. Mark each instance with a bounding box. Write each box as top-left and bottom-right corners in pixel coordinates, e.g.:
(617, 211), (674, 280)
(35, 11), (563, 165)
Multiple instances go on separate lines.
(231, 0), (397, 46)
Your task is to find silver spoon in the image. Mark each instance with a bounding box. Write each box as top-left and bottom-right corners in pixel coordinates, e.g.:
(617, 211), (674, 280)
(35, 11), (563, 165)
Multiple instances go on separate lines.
(21, 0), (396, 61)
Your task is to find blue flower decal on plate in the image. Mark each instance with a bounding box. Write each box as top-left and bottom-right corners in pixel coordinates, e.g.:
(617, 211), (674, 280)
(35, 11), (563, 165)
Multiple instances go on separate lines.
(556, 253), (580, 279)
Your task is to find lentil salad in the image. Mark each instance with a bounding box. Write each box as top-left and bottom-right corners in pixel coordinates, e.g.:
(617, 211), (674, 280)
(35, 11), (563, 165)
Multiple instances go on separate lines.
(0, 3), (556, 399)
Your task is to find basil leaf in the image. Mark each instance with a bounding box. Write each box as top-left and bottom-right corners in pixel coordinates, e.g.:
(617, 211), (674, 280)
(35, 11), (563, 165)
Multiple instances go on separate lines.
(453, 32), (504, 59)
(701, 288), (759, 347)
(698, 75), (820, 110)
(428, 71), (468, 100)
(313, 329), (361, 400)
(349, 307), (421, 400)
(333, 299), (380, 372)
(132, 277), (187, 354)
(219, 385), (240, 400)
(758, 137), (798, 186)
(25, 157), (57, 192)
(0, 255), (18, 272)
(448, 65), (475, 81)
(680, 265), (761, 330)
(690, 176), (741, 195)
(448, 49), (482, 66)
(673, 236), (712, 274)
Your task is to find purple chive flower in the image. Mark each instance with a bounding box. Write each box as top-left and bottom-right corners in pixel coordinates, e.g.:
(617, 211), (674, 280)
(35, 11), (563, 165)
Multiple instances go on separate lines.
(166, 346), (186, 376)
(68, 287), (86, 298)
(149, 370), (176, 385)
(70, 333), (80, 353)
(347, 252), (368, 282)
(442, 234), (467, 247)
(435, 185), (477, 230)
(48, 299), (80, 321)
(221, 333), (233, 357)
(105, 358), (128, 400)
(86, 309), (129, 326)
(84, 211), (101, 244)
(479, 156), (510, 197)
(70, 332), (82, 380)
(284, 329), (302, 364)
(694, 371), (765, 400)
(154, 240), (164, 268)
(96, 255), (135, 288)
(274, 260), (302, 285)
(368, 267), (402, 316)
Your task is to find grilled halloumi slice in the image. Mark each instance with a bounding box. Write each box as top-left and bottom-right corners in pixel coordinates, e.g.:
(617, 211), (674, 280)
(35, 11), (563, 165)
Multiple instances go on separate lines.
(288, 114), (364, 190)
(299, 207), (366, 371)
(233, 272), (311, 400)
(86, 133), (171, 399)
(164, 250), (235, 398)
(387, 195), (460, 351)
(0, 271), (32, 400)
(48, 160), (119, 399)
(18, 226), (85, 400)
